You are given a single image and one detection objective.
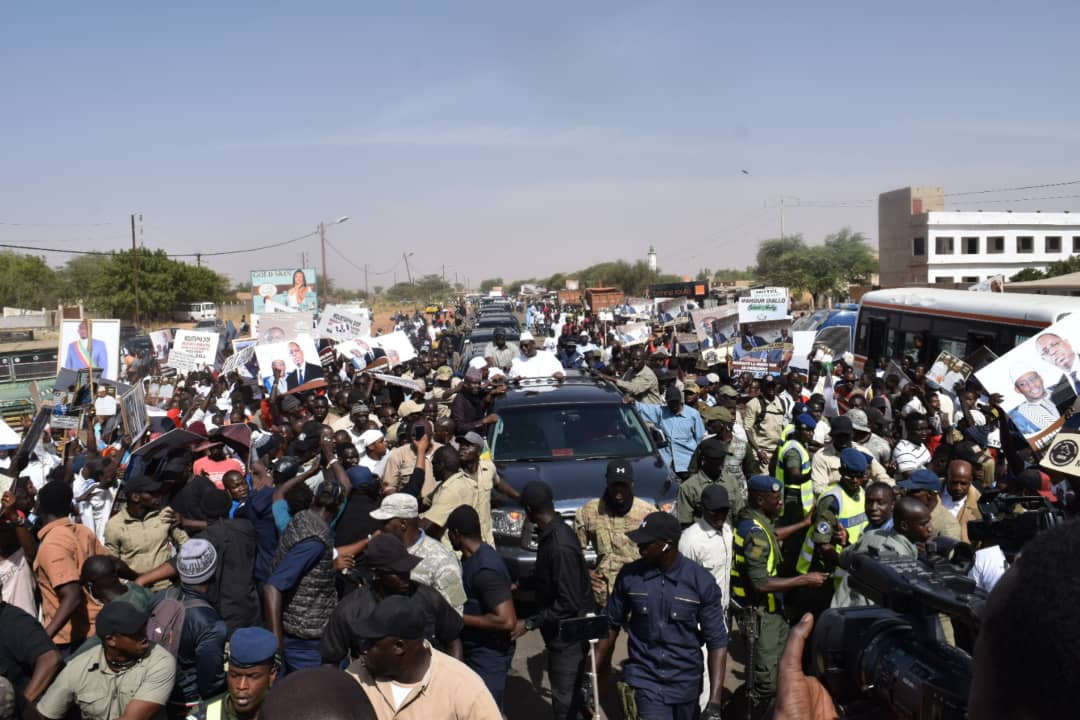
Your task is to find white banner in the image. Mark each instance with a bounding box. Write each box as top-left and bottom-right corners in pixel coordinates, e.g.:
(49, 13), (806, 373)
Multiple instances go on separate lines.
(738, 298), (789, 323)
(317, 305), (372, 342)
(169, 330), (219, 371)
(370, 372), (426, 393)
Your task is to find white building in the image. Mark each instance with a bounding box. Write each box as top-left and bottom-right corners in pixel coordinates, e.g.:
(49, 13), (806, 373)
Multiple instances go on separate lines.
(878, 186), (1080, 287)
(647, 245), (657, 272)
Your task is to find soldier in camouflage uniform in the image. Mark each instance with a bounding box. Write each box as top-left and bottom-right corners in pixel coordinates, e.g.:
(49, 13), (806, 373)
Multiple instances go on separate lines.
(678, 436), (745, 527)
(574, 460), (654, 606)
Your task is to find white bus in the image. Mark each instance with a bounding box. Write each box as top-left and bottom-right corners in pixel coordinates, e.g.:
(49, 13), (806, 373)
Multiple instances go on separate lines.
(853, 288), (1080, 369)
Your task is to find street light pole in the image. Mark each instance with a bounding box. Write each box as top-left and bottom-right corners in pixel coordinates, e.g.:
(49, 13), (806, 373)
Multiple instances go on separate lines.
(403, 252), (414, 285)
(131, 212), (140, 327)
(318, 216), (349, 299)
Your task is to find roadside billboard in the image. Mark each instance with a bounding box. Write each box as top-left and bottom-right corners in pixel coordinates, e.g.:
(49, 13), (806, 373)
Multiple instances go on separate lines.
(250, 268), (318, 314)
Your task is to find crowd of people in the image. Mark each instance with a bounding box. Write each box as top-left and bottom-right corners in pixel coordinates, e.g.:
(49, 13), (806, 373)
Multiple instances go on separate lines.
(0, 297), (1075, 720)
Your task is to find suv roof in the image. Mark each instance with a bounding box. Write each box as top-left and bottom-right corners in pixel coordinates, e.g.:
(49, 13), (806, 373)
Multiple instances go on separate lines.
(495, 372), (623, 409)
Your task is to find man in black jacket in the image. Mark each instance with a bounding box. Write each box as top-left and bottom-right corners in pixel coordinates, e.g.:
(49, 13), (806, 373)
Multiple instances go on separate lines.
(512, 481), (595, 720)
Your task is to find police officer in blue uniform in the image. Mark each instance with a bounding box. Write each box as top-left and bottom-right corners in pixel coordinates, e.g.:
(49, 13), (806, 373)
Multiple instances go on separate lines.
(596, 511), (729, 720)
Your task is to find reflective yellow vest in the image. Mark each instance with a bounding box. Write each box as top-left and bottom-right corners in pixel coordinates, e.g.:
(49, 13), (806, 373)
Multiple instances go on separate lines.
(732, 513), (781, 612)
(796, 486), (868, 578)
(775, 438), (813, 516)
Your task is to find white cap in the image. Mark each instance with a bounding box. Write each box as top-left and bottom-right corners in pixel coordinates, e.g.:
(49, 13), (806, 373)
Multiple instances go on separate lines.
(358, 429), (385, 448)
(469, 356), (487, 370)
(519, 331), (535, 342)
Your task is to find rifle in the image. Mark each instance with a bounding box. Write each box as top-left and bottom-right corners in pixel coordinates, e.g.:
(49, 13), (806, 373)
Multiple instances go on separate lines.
(733, 602), (759, 720)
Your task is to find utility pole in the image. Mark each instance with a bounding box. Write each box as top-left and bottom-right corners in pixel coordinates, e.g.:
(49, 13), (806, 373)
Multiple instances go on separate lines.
(196, 253), (202, 268)
(403, 252), (414, 285)
(319, 222), (328, 284)
(364, 264), (369, 296)
(779, 197), (785, 239)
(441, 264), (446, 282)
(131, 213), (140, 327)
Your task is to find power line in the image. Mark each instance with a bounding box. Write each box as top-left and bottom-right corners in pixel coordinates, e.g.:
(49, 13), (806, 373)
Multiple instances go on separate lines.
(0, 229), (320, 259)
(323, 237), (401, 276)
(944, 179), (1080, 198)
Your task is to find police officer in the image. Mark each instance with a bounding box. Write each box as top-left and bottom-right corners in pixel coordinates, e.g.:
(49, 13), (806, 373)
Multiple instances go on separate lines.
(193, 626), (279, 720)
(732, 475), (828, 716)
(774, 413), (817, 572)
(574, 459), (654, 606)
(596, 512), (729, 720)
(794, 448), (869, 614)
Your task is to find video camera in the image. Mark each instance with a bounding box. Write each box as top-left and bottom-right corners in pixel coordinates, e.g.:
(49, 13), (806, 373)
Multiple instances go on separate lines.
(966, 489), (1063, 557)
(804, 541), (986, 720)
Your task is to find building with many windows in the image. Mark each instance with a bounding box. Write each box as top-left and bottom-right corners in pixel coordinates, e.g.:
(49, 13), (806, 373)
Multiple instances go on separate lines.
(878, 186), (1080, 288)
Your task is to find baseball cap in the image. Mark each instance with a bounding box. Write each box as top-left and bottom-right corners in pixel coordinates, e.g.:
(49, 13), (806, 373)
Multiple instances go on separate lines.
(839, 447), (869, 475)
(359, 429), (385, 448)
(699, 437), (727, 460)
(701, 484), (731, 511)
(748, 475), (782, 493)
(398, 399), (425, 418)
(684, 382), (701, 394)
(435, 366), (453, 381)
(626, 512), (681, 545)
(228, 627), (279, 668)
(716, 385), (739, 398)
(370, 493), (419, 521)
(846, 409), (871, 433)
(360, 534), (422, 574)
(520, 481), (554, 509)
(605, 459), (634, 485)
(830, 416), (854, 436)
(177, 538), (218, 585)
(346, 465), (375, 490)
(519, 331), (535, 342)
(350, 594), (426, 641)
(271, 456), (300, 483)
(706, 373), (721, 385)
(350, 402), (370, 417)
(898, 468), (942, 493)
(664, 386), (683, 403)
(461, 431), (485, 447)
(702, 406), (733, 424)
(280, 395), (302, 413)
(97, 601), (149, 639)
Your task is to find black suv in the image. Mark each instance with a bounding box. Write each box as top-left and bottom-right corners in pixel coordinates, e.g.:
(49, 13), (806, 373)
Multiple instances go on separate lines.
(487, 372), (678, 580)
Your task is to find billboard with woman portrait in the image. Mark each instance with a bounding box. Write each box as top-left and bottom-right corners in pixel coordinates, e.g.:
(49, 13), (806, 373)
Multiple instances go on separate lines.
(250, 268), (318, 314)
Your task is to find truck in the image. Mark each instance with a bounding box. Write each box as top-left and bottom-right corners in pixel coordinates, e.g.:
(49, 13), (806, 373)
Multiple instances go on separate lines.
(584, 287), (625, 312)
(557, 289), (582, 306)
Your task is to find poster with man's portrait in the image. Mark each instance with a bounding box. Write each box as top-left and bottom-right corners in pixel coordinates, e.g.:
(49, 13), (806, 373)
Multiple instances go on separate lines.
(57, 319), (120, 382)
(731, 319), (793, 378)
(254, 334), (322, 393)
(975, 314), (1080, 450)
(692, 306), (739, 350)
(255, 312), (314, 345)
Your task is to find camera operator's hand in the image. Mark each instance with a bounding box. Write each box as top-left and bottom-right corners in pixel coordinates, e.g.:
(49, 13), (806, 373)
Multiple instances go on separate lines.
(774, 613), (839, 720)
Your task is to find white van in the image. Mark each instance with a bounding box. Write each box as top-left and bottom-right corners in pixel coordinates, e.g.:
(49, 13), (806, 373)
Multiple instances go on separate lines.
(175, 302), (218, 322)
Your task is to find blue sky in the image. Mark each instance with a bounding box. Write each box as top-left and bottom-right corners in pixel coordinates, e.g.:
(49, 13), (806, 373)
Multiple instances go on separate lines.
(3, 1), (1079, 289)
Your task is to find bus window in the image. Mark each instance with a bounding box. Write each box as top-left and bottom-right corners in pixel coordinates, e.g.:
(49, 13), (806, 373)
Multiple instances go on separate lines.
(937, 337), (966, 358)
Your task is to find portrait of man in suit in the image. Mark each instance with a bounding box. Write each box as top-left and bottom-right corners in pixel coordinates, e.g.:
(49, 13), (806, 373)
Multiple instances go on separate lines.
(64, 319), (108, 376)
(285, 341), (323, 388)
(1037, 332), (1080, 409)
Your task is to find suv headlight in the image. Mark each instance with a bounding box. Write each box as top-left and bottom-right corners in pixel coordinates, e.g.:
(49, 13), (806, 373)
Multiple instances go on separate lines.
(492, 508), (525, 537)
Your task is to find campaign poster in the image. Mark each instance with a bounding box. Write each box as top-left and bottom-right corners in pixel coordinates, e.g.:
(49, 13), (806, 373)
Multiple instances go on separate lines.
(57, 319), (121, 382)
(927, 350), (973, 393)
(149, 329), (172, 363)
(1041, 429), (1080, 479)
(738, 297), (789, 324)
(120, 383), (149, 442)
(168, 330), (219, 374)
(373, 331), (418, 367)
(255, 312), (314, 345)
(692, 306), (739, 350)
(791, 330), (817, 372)
(731, 319), (793, 377)
(250, 268), (318, 314)
(317, 305), (372, 342)
(614, 323), (651, 347)
(255, 334), (322, 391)
(975, 314), (1080, 450)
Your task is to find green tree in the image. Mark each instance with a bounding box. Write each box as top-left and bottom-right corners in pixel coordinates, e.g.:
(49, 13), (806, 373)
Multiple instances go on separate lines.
(696, 268), (712, 282)
(385, 274), (452, 304)
(87, 249), (228, 321)
(1010, 268), (1044, 282)
(479, 278), (505, 293)
(755, 235), (812, 292)
(0, 252), (59, 309)
(755, 228), (877, 307)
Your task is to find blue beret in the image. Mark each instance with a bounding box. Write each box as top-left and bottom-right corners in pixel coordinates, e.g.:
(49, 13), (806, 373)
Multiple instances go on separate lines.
(898, 468), (942, 493)
(792, 402), (810, 417)
(228, 627), (279, 668)
(748, 474), (782, 493)
(347, 466), (376, 490)
(839, 447), (869, 473)
(795, 413), (817, 430)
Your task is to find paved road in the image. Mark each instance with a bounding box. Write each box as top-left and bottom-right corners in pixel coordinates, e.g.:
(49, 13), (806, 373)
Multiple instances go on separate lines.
(506, 611), (749, 720)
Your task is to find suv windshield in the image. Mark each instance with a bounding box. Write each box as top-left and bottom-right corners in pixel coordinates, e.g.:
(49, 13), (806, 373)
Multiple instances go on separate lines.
(491, 403), (653, 461)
